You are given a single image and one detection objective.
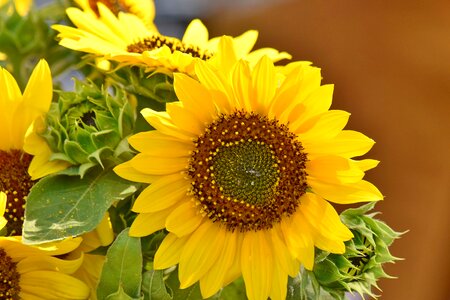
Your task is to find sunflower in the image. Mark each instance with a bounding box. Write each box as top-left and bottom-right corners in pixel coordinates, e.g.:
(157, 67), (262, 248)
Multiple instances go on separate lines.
(0, 0), (32, 15)
(114, 45), (383, 299)
(52, 3), (290, 74)
(0, 234), (90, 299)
(0, 60), (68, 235)
(73, 0), (155, 29)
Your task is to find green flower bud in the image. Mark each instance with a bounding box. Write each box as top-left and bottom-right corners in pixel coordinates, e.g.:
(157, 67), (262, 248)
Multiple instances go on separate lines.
(41, 79), (136, 177)
(311, 203), (403, 299)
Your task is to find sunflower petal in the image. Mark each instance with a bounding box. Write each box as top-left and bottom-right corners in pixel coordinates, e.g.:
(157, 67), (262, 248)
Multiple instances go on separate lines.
(241, 230), (273, 300)
(179, 222), (225, 288)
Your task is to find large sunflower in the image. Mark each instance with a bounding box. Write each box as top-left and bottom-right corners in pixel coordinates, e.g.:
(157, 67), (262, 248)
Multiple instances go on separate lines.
(74, 0), (155, 28)
(0, 60), (68, 235)
(52, 3), (290, 74)
(114, 46), (383, 299)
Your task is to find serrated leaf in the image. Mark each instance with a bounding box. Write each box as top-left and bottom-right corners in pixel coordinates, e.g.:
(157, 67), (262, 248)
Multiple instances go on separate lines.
(98, 228), (143, 300)
(23, 167), (140, 244)
(142, 270), (172, 300)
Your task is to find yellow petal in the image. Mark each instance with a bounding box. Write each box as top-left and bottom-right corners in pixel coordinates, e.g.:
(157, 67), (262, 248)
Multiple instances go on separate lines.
(232, 59), (253, 111)
(270, 227), (300, 277)
(280, 213), (315, 270)
(113, 160), (161, 183)
(309, 178), (384, 204)
(154, 233), (189, 269)
(307, 155), (365, 185)
(199, 228), (237, 298)
(129, 209), (171, 237)
(22, 59), (52, 114)
(130, 153), (188, 175)
(179, 222), (225, 288)
(166, 102), (204, 135)
(299, 193), (353, 241)
(133, 174), (189, 213)
(166, 201), (203, 237)
(232, 30), (258, 58)
(128, 130), (192, 157)
(241, 230), (273, 300)
(294, 110), (350, 141)
(182, 19), (209, 48)
(251, 56), (277, 114)
(20, 271), (90, 299)
(173, 73), (216, 124)
(269, 261), (288, 300)
(195, 60), (233, 103)
(303, 130), (375, 159)
(141, 108), (194, 141)
(17, 254), (84, 274)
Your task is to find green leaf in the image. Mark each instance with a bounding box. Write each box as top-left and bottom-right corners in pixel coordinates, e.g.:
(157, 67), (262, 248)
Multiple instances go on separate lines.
(217, 277), (246, 299)
(142, 270), (172, 300)
(23, 167), (140, 244)
(98, 228), (143, 300)
(165, 269), (203, 300)
(106, 286), (143, 300)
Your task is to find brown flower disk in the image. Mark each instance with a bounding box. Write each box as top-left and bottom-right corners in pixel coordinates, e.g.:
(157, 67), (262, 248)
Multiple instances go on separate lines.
(188, 111), (308, 232)
(0, 150), (35, 235)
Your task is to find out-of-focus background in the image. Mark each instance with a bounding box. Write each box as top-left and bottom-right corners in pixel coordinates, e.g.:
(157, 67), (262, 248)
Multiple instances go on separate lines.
(155, 0), (450, 299)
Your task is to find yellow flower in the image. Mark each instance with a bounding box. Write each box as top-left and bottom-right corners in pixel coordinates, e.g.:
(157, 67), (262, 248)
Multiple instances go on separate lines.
(52, 3), (290, 74)
(0, 0), (32, 15)
(0, 193), (7, 231)
(0, 60), (68, 235)
(0, 234), (90, 299)
(114, 50), (383, 299)
(73, 0), (155, 29)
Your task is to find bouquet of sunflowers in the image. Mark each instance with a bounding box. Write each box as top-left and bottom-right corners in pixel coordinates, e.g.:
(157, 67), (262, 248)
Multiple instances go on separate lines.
(0, 1), (402, 299)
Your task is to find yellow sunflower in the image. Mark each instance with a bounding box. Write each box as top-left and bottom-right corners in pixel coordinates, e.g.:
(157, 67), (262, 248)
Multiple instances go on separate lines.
(52, 3), (290, 74)
(114, 48), (383, 299)
(0, 60), (68, 235)
(73, 0), (155, 29)
(0, 0), (32, 16)
(0, 234), (90, 299)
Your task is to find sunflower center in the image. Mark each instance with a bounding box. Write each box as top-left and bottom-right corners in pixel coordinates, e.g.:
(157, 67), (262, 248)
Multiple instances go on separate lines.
(89, 0), (131, 16)
(212, 141), (279, 205)
(0, 150), (35, 235)
(127, 36), (212, 60)
(0, 248), (21, 299)
(188, 110), (308, 232)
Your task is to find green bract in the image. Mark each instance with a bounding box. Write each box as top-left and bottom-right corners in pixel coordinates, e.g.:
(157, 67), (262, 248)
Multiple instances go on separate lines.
(41, 79), (136, 177)
(312, 203), (402, 299)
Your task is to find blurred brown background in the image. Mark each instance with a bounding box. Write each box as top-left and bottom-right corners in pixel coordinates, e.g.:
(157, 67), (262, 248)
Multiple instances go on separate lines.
(204, 1), (450, 299)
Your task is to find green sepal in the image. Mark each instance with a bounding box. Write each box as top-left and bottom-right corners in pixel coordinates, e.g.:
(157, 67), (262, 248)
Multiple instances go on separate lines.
(22, 167), (141, 244)
(310, 202), (403, 299)
(41, 79), (136, 177)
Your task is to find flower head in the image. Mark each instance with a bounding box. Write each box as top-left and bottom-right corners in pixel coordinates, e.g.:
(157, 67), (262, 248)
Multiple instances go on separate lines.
(52, 4), (290, 74)
(74, 0), (155, 28)
(0, 60), (66, 234)
(0, 235), (90, 299)
(115, 50), (383, 299)
(25, 79), (136, 179)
